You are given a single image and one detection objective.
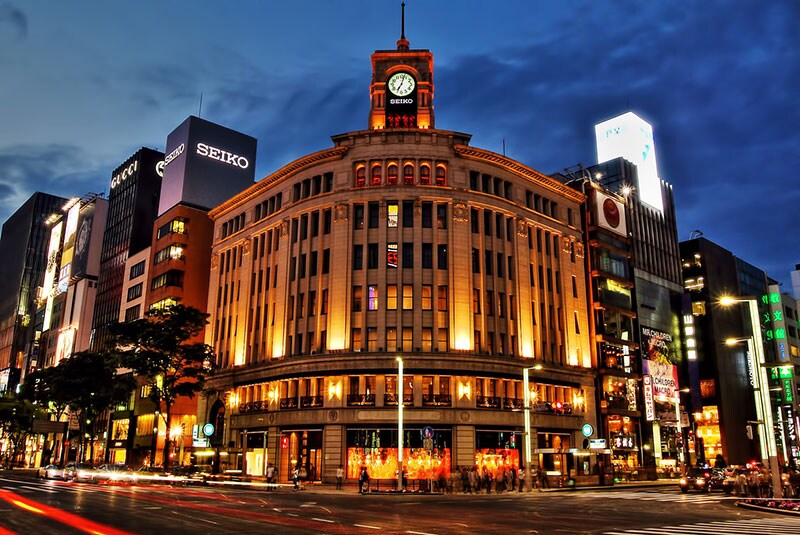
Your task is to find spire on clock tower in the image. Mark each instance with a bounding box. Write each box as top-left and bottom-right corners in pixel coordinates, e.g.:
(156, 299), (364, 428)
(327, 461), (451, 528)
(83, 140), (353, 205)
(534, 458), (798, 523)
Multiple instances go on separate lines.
(368, 3), (435, 130)
(397, 2), (409, 51)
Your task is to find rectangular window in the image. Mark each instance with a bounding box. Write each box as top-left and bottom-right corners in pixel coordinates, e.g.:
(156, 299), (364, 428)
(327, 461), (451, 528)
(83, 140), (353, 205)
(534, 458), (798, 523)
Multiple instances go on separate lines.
(421, 328), (432, 352)
(367, 327), (378, 352)
(352, 329), (362, 352)
(322, 249), (330, 274)
(353, 204), (364, 230)
(156, 218), (186, 240)
(298, 253), (306, 278)
(300, 214), (308, 240)
(495, 213), (504, 239)
(321, 289), (329, 314)
(402, 242), (414, 268)
(437, 329), (448, 352)
(471, 208), (479, 233)
(387, 284), (398, 310)
(437, 245), (448, 269)
(572, 276), (578, 298)
(422, 202), (432, 228)
(473, 289), (481, 314)
(402, 284), (413, 310)
(129, 260), (146, 280)
(402, 200), (414, 228)
(310, 251), (318, 276)
(353, 244), (363, 270)
(486, 290), (494, 316)
(387, 201), (398, 228)
(437, 286), (448, 311)
(436, 204), (447, 229)
(124, 304), (141, 322)
(472, 248), (480, 273)
(368, 285), (379, 311)
(368, 243), (378, 269)
(323, 209), (332, 234)
(422, 243), (433, 269)
(368, 202), (379, 228)
(311, 211), (319, 237)
(387, 327), (398, 352)
(126, 282), (143, 302)
(496, 252), (504, 278)
(483, 211), (492, 236)
(352, 286), (363, 312)
(484, 250), (493, 276)
(421, 285), (432, 310)
(309, 290), (316, 316)
(402, 327), (413, 351)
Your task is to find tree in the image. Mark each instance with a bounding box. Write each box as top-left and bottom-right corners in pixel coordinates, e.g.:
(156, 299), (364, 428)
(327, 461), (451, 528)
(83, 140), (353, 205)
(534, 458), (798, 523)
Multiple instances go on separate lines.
(0, 393), (46, 467)
(110, 305), (214, 471)
(52, 351), (136, 463)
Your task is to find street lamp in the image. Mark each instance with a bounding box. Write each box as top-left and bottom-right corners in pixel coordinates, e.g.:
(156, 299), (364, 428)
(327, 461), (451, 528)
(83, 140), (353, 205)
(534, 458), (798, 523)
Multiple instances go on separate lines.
(720, 296), (782, 498)
(396, 357), (404, 492)
(523, 364), (543, 492)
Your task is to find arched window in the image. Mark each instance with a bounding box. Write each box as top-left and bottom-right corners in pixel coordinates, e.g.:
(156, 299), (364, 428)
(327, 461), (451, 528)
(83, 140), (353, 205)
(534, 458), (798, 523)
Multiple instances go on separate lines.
(371, 165), (382, 186)
(435, 165), (447, 186)
(419, 165), (431, 185)
(355, 166), (366, 187)
(387, 164), (398, 185)
(403, 164), (415, 185)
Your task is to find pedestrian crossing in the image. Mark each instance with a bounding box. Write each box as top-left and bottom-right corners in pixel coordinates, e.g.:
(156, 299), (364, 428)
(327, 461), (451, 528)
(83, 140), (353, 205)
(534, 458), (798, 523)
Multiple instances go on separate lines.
(576, 489), (733, 504)
(604, 517), (800, 534)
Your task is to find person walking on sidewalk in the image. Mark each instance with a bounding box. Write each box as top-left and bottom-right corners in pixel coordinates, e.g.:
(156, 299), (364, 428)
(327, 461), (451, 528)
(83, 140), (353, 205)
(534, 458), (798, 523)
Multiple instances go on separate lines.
(336, 465), (344, 490)
(292, 467), (300, 491)
(518, 465), (526, 492)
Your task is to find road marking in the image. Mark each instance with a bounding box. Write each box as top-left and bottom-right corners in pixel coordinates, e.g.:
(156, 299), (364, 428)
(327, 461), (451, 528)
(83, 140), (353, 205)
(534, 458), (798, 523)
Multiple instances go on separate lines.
(354, 524), (382, 530)
(407, 531), (439, 535)
(602, 517), (800, 534)
(312, 517), (334, 523)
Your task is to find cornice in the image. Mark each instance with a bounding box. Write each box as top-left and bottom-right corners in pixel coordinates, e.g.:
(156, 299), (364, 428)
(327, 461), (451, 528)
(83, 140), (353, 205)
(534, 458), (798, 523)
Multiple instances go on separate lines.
(453, 145), (586, 203)
(210, 146), (350, 219)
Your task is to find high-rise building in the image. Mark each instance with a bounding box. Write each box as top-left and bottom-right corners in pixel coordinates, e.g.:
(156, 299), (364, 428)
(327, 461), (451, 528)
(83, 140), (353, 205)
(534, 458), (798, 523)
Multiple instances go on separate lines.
(91, 147), (163, 350)
(0, 192), (67, 391)
(201, 29), (596, 486)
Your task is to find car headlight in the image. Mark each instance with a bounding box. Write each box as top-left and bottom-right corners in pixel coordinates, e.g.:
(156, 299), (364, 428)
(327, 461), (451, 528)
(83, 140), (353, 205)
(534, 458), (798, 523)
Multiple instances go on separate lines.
(696, 478), (705, 484)
(679, 478), (687, 485)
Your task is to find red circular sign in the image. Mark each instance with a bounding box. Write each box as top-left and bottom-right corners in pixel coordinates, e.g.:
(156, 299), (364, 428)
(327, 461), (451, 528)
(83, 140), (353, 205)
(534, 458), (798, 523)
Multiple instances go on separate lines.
(603, 198), (620, 228)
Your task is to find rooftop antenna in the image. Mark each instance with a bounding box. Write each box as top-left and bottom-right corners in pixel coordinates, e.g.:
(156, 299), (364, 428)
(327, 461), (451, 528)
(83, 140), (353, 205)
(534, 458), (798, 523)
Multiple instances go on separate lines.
(198, 92), (203, 117)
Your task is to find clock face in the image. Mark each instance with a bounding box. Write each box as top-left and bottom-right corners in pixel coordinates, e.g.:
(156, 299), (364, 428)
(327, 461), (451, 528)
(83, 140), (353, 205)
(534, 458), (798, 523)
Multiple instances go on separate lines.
(387, 72), (415, 97)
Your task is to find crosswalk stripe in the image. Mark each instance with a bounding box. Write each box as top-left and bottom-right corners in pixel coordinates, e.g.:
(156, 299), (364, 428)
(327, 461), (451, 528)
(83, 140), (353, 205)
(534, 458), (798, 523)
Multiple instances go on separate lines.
(603, 517), (800, 535)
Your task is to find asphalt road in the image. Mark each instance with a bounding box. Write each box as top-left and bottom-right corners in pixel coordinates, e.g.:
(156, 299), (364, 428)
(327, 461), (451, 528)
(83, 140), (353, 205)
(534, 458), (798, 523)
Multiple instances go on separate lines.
(0, 472), (796, 535)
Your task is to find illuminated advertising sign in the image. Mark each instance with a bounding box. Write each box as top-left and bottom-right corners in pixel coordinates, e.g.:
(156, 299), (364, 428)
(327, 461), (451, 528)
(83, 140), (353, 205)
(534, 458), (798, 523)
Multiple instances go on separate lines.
(110, 160), (138, 189)
(643, 375), (656, 421)
(158, 116), (257, 216)
(642, 359), (679, 400)
(641, 325), (678, 364)
(71, 202), (95, 280)
(57, 263), (71, 294)
(595, 112), (663, 213)
(387, 243), (398, 268)
(55, 326), (76, 365)
(594, 190), (627, 237)
(63, 202), (80, 250)
(42, 221), (63, 299)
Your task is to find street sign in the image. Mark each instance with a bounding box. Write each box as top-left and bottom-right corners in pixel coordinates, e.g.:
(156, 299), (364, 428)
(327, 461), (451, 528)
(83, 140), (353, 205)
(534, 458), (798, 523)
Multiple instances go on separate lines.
(589, 439), (606, 449)
(202, 423), (214, 437)
(581, 423), (594, 437)
(421, 426), (434, 439)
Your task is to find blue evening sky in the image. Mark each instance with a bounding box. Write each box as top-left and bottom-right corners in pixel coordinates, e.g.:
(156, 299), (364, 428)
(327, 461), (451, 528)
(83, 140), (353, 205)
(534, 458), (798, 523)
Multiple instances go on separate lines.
(0, 1), (797, 286)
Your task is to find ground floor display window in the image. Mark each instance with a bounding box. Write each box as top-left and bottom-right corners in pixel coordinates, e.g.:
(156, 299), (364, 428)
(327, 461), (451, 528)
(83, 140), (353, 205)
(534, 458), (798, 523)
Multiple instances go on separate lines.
(474, 430), (521, 478)
(279, 429), (323, 482)
(346, 427), (451, 480)
(243, 431), (268, 476)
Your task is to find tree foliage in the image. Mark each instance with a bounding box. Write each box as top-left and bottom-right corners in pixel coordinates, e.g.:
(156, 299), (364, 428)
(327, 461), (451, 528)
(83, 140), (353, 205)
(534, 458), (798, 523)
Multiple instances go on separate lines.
(0, 393), (46, 467)
(110, 304), (214, 470)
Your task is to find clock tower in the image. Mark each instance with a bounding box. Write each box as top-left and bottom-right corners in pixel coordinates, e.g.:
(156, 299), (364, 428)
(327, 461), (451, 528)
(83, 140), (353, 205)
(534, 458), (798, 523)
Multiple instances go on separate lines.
(368, 3), (434, 129)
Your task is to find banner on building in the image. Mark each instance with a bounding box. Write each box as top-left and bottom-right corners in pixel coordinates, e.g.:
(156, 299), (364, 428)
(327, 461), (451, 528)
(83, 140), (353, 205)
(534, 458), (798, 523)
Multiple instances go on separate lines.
(641, 325), (678, 364)
(642, 359), (679, 400)
(643, 375), (656, 421)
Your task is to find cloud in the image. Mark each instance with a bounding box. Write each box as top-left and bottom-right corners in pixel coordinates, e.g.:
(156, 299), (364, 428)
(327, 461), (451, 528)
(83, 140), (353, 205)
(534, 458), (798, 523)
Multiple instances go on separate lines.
(0, 2), (26, 42)
(0, 144), (109, 222)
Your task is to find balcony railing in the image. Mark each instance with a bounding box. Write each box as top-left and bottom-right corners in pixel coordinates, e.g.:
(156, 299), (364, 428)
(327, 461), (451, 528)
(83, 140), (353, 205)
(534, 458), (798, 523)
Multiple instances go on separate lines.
(347, 393), (376, 406)
(300, 395), (323, 408)
(422, 394), (452, 407)
(532, 401), (574, 414)
(279, 397), (298, 410)
(476, 396), (502, 409)
(503, 397), (524, 410)
(238, 400), (270, 414)
(384, 393), (413, 406)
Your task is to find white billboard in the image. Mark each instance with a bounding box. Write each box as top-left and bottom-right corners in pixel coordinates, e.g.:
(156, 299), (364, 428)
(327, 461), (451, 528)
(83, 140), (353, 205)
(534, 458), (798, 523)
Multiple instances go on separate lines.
(595, 112), (663, 213)
(594, 190), (627, 237)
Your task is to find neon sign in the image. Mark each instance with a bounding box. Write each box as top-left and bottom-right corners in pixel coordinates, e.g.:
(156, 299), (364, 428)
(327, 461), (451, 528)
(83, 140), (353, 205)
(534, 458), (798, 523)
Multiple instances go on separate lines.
(196, 142), (249, 169)
(110, 160), (138, 189)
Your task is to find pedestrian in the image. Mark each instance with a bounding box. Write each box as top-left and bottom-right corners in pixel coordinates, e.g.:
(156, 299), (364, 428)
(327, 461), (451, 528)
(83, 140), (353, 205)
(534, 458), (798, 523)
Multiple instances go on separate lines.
(401, 465), (408, 491)
(358, 465), (370, 494)
(482, 466), (491, 494)
(539, 466), (549, 489)
(266, 463), (275, 491)
(468, 466), (477, 493)
(510, 464), (517, 492)
(336, 465), (344, 490)
(292, 466), (300, 491)
(461, 466), (470, 493)
(518, 465), (526, 492)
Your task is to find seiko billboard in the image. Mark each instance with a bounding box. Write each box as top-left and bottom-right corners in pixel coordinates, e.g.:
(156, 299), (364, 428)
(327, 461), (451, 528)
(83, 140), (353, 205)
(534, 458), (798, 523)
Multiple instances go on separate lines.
(158, 116), (257, 216)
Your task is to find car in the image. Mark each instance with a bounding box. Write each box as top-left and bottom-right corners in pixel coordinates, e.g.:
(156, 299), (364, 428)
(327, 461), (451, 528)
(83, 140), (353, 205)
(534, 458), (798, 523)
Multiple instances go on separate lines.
(679, 467), (726, 493)
(37, 464), (64, 480)
(64, 462), (97, 483)
(169, 465), (209, 485)
(135, 465), (169, 483)
(96, 463), (136, 483)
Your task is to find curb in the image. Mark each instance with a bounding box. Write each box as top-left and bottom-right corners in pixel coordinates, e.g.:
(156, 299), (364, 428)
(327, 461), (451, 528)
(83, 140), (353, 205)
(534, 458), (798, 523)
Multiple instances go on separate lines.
(736, 501), (800, 517)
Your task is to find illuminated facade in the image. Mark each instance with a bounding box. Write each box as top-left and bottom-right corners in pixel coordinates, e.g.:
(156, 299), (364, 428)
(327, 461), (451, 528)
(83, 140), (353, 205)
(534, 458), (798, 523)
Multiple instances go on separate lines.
(0, 192), (66, 391)
(202, 34), (597, 485)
